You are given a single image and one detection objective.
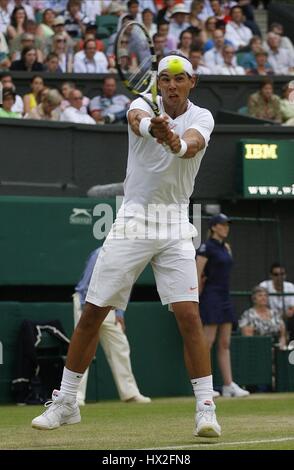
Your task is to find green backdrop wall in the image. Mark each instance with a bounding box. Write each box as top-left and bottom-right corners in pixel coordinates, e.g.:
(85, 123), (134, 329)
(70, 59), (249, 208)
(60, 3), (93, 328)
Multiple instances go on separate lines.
(0, 301), (283, 404)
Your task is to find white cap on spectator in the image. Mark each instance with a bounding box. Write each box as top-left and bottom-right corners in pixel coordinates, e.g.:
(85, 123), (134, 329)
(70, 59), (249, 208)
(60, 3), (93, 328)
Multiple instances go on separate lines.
(53, 16), (65, 26)
(170, 4), (190, 16)
(109, 3), (126, 14)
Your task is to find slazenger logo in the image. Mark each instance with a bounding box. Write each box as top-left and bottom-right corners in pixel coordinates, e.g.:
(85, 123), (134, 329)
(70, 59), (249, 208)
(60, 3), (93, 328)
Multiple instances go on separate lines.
(69, 208), (92, 225)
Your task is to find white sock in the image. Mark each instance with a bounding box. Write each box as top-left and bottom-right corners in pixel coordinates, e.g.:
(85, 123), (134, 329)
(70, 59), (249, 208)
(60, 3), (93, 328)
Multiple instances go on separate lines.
(60, 367), (84, 398)
(191, 375), (213, 405)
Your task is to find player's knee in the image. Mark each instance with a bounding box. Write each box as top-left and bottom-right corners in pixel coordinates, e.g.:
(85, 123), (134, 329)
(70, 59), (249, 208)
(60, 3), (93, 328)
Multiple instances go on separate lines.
(78, 304), (108, 331)
(173, 303), (201, 330)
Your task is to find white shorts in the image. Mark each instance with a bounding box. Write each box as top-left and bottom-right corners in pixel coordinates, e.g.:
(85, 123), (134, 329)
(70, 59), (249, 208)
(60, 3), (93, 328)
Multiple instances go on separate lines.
(86, 218), (198, 310)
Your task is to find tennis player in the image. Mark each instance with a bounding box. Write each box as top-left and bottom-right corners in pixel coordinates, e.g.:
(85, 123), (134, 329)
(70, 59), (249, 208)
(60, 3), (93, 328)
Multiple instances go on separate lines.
(32, 53), (221, 438)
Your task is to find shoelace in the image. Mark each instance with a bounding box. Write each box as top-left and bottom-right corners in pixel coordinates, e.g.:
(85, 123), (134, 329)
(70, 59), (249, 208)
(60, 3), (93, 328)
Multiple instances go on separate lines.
(42, 398), (61, 416)
(197, 408), (215, 423)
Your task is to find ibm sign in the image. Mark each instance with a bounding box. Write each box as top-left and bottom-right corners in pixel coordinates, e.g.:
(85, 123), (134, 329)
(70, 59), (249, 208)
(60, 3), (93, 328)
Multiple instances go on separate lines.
(239, 139), (294, 198)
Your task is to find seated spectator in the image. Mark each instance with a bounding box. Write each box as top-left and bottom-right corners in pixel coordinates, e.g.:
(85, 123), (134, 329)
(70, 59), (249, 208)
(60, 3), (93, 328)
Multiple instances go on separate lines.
(246, 49), (274, 76)
(260, 263), (294, 342)
(248, 78), (282, 122)
(177, 29), (193, 58)
(60, 80), (89, 113)
(89, 76), (130, 124)
(280, 83), (294, 126)
(0, 72), (23, 114)
(157, 0), (177, 25)
(167, 4), (190, 50)
(8, 1), (35, 21)
(201, 16), (218, 48)
(51, 15), (75, 50)
(9, 20), (45, 61)
(210, 0), (230, 24)
(237, 35), (262, 70)
(239, 286), (287, 350)
(0, 0), (10, 36)
(153, 33), (169, 62)
(142, 8), (157, 38)
(269, 22), (294, 55)
(188, 0), (204, 30)
(10, 32), (43, 63)
(0, 30), (9, 69)
(31, 1), (67, 15)
(73, 38), (108, 73)
(7, 6), (28, 40)
(126, 0), (142, 23)
(81, 0), (109, 22)
(106, 14), (134, 57)
(0, 88), (22, 118)
(203, 29), (226, 67)
(64, 0), (89, 40)
(10, 46), (45, 71)
(215, 45), (245, 75)
(0, 30), (8, 55)
(225, 5), (253, 51)
(157, 19), (176, 54)
(238, 0), (261, 37)
(36, 8), (55, 39)
(75, 26), (105, 53)
(60, 88), (95, 124)
(25, 88), (62, 121)
(265, 32), (294, 75)
(157, 19), (170, 39)
(22, 74), (45, 115)
(189, 46), (211, 74)
(50, 33), (73, 72)
(45, 52), (63, 72)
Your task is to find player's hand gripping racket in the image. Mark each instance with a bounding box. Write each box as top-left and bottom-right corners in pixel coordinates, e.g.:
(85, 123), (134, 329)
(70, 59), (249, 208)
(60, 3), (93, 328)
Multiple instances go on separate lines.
(115, 21), (160, 116)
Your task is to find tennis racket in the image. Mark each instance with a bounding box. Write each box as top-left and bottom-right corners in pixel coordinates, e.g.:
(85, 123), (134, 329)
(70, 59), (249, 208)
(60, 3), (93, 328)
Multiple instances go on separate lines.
(114, 21), (160, 116)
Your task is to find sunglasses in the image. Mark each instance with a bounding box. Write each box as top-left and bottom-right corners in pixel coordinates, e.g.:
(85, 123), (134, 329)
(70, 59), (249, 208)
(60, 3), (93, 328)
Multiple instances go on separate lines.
(272, 272), (285, 276)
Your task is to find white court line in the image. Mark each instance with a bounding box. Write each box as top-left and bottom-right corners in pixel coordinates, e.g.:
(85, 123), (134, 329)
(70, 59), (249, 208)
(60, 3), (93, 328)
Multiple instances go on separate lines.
(141, 436), (294, 450)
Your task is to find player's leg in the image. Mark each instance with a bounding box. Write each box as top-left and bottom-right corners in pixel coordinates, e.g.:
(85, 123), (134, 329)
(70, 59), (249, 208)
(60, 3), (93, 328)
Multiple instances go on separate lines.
(100, 310), (151, 402)
(72, 292), (94, 405)
(31, 303), (110, 430)
(32, 223), (155, 429)
(173, 301), (211, 378)
(172, 301), (221, 437)
(66, 302), (110, 372)
(152, 239), (221, 437)
(202, 325), (220, 398)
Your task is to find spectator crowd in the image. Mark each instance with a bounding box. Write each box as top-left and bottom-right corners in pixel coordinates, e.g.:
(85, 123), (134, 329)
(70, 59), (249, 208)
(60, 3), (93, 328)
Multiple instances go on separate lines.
(0, 0), (293, 124)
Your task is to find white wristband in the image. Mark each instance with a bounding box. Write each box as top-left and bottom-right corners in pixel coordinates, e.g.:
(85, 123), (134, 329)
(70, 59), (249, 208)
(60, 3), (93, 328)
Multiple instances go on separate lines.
(174, 139), (188, 158)
(139, 117), (152, 138)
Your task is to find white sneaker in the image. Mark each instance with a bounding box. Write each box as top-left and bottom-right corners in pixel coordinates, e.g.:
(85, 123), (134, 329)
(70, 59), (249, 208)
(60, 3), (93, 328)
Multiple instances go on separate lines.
(31, 390), (81, 430)
(125, 394), (151, 403)
(222, 382), (250, 398)
(213, 390), (220, 398)
(195, 400), (221, 438)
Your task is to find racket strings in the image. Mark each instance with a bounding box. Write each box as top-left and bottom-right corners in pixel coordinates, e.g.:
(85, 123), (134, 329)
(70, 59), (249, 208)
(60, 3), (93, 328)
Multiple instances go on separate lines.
(127, 56), (153, 92)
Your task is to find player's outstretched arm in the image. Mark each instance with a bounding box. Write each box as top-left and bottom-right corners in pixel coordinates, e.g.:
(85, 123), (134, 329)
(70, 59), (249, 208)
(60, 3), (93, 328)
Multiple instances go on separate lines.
(164, 128), (206, 159)
(128, 109), (152, 136)
(128, 110), (172, 142)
